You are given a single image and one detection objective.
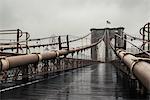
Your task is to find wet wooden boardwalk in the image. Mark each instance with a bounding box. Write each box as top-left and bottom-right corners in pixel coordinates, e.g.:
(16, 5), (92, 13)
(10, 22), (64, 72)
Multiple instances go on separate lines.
(1, 63), (149, 100)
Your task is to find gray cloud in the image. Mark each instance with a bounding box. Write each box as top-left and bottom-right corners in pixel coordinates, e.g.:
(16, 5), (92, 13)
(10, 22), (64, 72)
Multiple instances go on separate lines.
(0, 0), (149, 38)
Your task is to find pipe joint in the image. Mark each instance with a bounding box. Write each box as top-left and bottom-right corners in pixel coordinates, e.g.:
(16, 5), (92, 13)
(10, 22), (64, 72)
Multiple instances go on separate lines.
(117, 49), (124, 55)
(121, 52), (133, 61)
(130, 59), (138, 73)
(37, 54), (42, 62)
(54, 50), (59, 57)
(1, 58), (9, 71)
(130, 57), (150, 73)
(32, 53), (42, 62)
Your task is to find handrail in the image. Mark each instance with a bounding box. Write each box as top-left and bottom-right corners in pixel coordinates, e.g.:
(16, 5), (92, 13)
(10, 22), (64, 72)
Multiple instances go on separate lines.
(116, 48), (150, 90)
(0, 35), (104, 72)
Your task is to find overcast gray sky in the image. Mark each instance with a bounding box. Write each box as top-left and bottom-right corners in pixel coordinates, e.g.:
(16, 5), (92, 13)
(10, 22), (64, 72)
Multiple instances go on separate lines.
(0, 0), (149, 38)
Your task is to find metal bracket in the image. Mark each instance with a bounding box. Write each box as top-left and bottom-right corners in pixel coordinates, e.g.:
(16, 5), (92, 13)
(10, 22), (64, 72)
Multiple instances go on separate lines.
(121, 52), (133, 61)
(130, 57), (150, 78)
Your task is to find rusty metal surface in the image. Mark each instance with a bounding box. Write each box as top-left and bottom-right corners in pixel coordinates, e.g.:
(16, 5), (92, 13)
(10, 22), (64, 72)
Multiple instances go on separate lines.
(1, 63), (149, 100)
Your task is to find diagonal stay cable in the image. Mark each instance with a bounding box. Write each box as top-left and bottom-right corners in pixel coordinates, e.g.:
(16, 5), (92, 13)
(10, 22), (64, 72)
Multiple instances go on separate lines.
(115, 34), (150, 56)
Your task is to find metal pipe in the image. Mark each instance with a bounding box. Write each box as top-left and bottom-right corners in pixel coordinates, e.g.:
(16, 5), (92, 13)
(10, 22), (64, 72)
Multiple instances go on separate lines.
(0, 50), (68, 71)
(116, 49), (150, 90)
(1, 54), (41, 71)
(41, 51), (57, 60)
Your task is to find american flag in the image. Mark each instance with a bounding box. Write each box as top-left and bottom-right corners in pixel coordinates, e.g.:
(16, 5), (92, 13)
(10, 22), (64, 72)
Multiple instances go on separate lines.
(106, 20), (111, 24)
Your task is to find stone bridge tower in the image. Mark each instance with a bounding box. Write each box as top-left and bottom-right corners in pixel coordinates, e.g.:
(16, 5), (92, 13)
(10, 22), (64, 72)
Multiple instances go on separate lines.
(91, 27), (125, 62)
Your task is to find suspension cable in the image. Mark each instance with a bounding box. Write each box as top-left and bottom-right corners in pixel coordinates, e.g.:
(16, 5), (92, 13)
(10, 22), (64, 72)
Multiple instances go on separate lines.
(115, 34), (150, 56)
(0, 33), (92, 50)
(0, 33), (91, 45)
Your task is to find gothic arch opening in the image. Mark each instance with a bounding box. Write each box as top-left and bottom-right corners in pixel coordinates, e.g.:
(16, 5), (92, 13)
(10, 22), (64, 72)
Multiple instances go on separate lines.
(97, 40), (105, 62)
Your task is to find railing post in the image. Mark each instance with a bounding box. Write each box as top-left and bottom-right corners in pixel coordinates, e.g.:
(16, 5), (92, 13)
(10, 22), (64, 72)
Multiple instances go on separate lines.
(17, 29), (20, 53)
(43, 60), (49, 78)
(115, 35), (117, 50)
(66, 35), (69, 50)
(124, 34), (127, 50)
(148, 23), (150, 51)
(22, 65), (29, 82)
(58, 36), (62, 50)
(143, 26), (145, 50)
